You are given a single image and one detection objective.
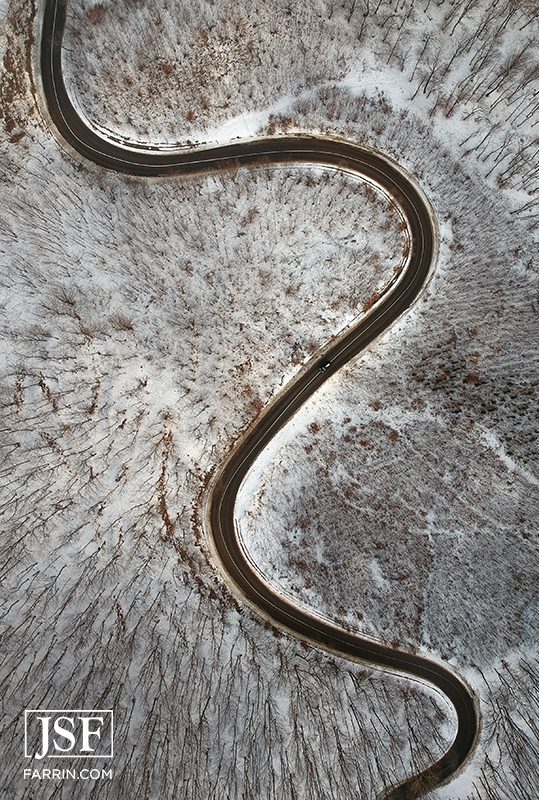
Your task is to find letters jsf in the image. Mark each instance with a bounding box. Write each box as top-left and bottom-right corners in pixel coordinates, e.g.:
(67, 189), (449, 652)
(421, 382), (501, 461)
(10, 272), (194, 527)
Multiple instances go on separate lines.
(24, 710), (113, 759)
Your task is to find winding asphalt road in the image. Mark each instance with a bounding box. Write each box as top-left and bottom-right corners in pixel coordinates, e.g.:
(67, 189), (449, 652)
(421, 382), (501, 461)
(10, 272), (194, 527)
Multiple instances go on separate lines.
(38, 1), (479, 797)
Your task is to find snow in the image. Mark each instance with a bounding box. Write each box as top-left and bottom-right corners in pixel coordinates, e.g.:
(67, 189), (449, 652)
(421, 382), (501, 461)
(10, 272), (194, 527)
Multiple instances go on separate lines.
(0, 68), (432, 800)
(0, 0), (537, 797)
(63, 0), (538, 210)
(479, 426), (539, 488)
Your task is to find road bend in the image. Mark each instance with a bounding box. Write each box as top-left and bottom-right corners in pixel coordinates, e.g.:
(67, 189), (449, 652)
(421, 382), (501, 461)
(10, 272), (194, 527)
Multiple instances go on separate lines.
(38, 1), (479, 796)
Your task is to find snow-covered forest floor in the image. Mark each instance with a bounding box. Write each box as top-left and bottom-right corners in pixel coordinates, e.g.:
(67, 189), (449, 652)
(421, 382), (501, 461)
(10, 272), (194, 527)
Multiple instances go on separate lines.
(1, 0), (538, 798)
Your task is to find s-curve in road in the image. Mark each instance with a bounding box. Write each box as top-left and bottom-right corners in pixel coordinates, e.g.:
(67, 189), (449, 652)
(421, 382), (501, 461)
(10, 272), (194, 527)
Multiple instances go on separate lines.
(38, 1), (479, 796)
